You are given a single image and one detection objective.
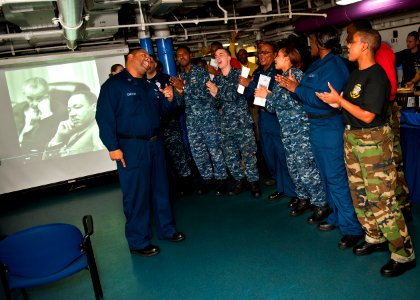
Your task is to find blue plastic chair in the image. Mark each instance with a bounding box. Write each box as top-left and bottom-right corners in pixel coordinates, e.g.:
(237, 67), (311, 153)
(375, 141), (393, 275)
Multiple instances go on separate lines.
(0, 215), (103, 300)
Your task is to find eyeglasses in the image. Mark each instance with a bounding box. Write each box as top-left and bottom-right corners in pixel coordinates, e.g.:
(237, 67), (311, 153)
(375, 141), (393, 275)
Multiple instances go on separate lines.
(258, 51), (273, 55)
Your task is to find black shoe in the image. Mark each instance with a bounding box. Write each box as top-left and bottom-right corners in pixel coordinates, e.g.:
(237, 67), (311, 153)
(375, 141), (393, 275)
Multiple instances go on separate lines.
(229, 179), (245, 196)
(264, 178), (276, 186)
(130, 244), (160, 257)
(353, 241), (389, 256)
(249, 181), (261, 198)
(401, 206), (413, 223)
(268, 191), (284, 201)
(196, 179), (214, 195)
(338, 235), (363, 249)
(288, 197), (299, 208)
(380, 259), (416, 277)
(307, 206), (331, 224)
(177, 176), (193, 196)
(318, 221), (336, 231)
(215, 179), (228, 196)
(290, 199), (311, 216)
(166, 232), (186, 242)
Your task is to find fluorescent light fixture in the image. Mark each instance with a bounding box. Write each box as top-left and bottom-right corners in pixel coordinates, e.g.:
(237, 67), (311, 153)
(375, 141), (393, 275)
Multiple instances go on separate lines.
(336, 0), (362, 5)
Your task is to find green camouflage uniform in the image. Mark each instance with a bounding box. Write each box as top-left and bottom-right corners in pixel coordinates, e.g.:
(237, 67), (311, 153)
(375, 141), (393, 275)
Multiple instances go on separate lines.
(344, 125), (415, 263)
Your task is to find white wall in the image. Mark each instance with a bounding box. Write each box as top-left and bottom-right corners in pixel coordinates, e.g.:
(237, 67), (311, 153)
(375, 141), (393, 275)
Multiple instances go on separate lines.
(379, 24), (420, 52)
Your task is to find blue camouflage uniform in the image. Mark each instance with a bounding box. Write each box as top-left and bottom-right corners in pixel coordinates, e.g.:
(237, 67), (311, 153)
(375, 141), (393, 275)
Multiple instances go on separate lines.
(294, 53), (363, 236)
(147, 72), (192, 178)
(213, 68), (259, 182)
(96, 69), (177, 250)
(244, 62), (295, 196)
(176, 64), (227, 181)
(265, 67), (326, 207)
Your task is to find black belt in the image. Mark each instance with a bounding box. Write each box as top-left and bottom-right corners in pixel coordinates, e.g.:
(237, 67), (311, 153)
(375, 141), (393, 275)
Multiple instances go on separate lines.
(306, 110), (340, 119)
(118, 133), (158, 141)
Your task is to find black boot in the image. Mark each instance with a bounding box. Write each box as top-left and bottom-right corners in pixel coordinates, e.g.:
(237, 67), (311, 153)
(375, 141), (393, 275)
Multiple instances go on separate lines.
(289, 199), (311, 216)
(196, 179), (214, 195)
(215, 179), (228, 196)
(288, 197), (299, 208)
(249, 181), (261, 198)
(177, 175), (194, 196)
(229, 178), (245, 196)
(307, 205), (331, 224)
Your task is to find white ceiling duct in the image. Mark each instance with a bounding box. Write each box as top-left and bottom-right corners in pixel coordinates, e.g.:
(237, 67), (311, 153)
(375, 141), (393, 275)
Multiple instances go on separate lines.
(56, 0), (85, 50)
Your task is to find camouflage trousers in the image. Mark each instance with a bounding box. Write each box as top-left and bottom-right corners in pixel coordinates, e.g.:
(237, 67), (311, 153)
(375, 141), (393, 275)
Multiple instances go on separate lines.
(344, 124), (415, 262)
(281, 127), (326, 207)
(387, 101), (411, 209)
(186, 119), (228, 181)
(221, 124), (259, 182)
(162, 118), (192, 178)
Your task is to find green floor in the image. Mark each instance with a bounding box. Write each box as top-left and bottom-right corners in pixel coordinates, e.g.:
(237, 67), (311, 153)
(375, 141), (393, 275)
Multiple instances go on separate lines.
(1, 181), (419, 300)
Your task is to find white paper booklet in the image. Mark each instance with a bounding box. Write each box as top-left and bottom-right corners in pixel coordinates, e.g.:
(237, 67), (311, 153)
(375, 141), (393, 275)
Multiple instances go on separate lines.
(254, 74), (271, 106)
(210, 58), (218, 69)
(209, 58), (218, 81)
(237, 66), (250, 94)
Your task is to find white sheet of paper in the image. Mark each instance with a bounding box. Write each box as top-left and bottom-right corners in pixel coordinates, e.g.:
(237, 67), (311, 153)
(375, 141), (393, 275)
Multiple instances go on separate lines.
(254, 97), (266, 106)
(253, 75), (271, 107)
(237, 66), (250, 94)
(210, 58), (218, 69)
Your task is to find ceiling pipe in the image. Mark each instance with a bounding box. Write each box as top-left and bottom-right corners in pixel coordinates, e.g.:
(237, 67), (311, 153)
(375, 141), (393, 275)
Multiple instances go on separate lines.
(84, 11), (327, 32)
(0, 30), (63, 41)
(136, 0), (146, 31)
(171, 13), (188, 40)
(217, 0), (228, 24)
(0, 0), (54, 5)
(294, 0), (420, 33)
(55, 0), (85, 50)
(0, 8), (326, 46)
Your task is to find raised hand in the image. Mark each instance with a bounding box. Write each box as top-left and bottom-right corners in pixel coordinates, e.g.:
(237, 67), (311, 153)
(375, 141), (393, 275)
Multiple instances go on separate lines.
(169, 76), (185, 94)
(254, 87), (270, 98)
(206, 80), (218, 98)
(160, 84), (174, 101)
(277, 72), (299, 92)
(315, 82), (342, 108)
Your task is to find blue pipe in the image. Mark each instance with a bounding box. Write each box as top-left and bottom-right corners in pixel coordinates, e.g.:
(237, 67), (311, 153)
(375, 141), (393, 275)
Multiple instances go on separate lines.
(140, 38), (153, 55)
(156, 38), (177, 77)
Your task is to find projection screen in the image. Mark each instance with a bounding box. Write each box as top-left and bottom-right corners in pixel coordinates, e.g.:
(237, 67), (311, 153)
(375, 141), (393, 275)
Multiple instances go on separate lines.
(0, 47), (128, 195)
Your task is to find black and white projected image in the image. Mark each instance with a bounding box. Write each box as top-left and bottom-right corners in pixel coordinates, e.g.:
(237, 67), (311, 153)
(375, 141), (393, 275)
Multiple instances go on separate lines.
(5, 60), (105, 160)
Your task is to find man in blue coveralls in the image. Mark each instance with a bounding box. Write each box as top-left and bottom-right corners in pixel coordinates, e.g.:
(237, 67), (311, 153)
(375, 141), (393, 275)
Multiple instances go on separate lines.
(239, 42), (296, 203)
(96, 49), (185, 257)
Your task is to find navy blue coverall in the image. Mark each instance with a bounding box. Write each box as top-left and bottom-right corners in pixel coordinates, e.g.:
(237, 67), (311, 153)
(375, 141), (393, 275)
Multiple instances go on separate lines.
(96, 69), (177, 250)
(294, 53), (363, 236)
(245, 62), (296, 197)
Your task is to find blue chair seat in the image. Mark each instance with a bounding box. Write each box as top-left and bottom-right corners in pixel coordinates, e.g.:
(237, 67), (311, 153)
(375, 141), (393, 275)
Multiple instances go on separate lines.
(0, 215), (103, 300)
(8, 255), (87, 289)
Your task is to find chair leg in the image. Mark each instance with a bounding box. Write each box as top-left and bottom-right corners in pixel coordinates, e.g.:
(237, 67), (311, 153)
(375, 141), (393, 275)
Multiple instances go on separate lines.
(84, 240), (103, 299)
(89, 267), (103, 300)
(3, 289), (12, 300)
(22, 288), (29, 300)
(1, 266), (12, 300)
